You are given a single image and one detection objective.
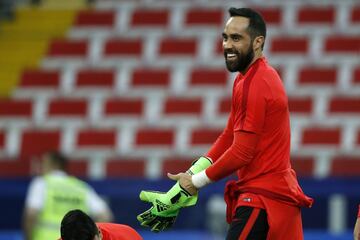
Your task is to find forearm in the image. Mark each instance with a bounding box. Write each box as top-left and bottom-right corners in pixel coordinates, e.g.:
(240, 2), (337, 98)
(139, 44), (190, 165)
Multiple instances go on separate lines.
(355, 217), (360, 240)
(207, 130), (234, 162)
(193, 131), (259, 187)
(356, 205), (360, 240)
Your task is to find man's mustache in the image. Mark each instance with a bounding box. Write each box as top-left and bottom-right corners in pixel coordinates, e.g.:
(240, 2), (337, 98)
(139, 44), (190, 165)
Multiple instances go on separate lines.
(223, 50), (239, 56)
(224, 50), (239, 54)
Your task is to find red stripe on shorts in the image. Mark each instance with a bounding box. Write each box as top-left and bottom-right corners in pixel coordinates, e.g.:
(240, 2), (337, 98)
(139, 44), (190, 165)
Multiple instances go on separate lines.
(238, 208), (261, 240)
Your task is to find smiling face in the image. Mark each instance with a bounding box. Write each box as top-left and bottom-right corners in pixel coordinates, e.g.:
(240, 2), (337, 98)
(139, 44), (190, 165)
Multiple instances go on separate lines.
(222, 16), (256, 73)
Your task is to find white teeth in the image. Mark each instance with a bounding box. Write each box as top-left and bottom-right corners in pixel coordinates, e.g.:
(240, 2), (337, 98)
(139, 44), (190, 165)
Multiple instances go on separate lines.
(227, 53), (236, 57)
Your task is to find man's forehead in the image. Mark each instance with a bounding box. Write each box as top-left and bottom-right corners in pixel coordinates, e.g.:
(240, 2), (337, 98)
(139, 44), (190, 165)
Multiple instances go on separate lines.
(224, 16), (250, 33)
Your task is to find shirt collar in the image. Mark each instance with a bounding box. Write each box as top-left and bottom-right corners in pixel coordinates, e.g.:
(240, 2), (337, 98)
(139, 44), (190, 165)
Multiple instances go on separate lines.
(238, 56), (266, 78)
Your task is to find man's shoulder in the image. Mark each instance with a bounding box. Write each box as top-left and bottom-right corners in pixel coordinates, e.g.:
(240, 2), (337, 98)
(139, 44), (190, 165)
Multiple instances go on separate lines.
(257, 62), (281, 81)
(29, 176), (45, 188)
(97, 223), (142, 240)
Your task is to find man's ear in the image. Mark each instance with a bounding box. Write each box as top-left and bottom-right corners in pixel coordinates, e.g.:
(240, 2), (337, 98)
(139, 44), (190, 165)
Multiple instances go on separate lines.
(95, 227), (102, 240)
(253, 36), (264, 51)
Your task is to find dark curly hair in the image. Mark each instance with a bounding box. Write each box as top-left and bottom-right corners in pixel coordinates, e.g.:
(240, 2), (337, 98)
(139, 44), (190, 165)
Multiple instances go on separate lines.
(60, 209), (99, 240)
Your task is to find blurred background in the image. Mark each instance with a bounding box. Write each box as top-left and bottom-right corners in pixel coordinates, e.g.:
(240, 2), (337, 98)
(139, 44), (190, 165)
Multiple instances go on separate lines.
(0, 0), (359, 239)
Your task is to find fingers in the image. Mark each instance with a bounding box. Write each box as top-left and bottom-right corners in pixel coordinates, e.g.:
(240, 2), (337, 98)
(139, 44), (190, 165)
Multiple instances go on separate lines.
(150, 220), (162, 233)
(167, 172), (182, 181)
(161, 217), (176, 231)
(139, 190), (160, 202)
(156, 218), (173, 232)
(138, 208), (177, 233)
(137, 208), (154, 224)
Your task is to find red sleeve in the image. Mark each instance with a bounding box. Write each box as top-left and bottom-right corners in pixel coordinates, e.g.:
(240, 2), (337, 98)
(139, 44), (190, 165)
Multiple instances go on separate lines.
(358, 205), (360, 218)
(206, 114), (234, 162)
(205, 130), (259, 181)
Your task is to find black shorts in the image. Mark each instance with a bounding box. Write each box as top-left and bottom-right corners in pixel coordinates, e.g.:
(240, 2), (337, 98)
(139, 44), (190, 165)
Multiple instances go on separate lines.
(226, 206), (269, 240)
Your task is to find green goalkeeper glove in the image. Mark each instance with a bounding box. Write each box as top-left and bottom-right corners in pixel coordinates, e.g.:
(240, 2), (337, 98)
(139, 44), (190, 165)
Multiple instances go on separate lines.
(137, 156), (212, 232)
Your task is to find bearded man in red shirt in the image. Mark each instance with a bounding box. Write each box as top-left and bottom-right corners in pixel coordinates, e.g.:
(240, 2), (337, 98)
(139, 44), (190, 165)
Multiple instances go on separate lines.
(139, 7), (313, 240)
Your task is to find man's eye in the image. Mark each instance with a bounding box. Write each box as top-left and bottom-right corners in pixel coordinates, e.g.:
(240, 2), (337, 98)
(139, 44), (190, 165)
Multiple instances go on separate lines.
(233, 36), (240, 41)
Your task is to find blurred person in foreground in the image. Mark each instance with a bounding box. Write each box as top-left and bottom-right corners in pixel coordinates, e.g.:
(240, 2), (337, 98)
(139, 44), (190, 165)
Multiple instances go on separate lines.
(137, 7), (313, 239)
(22, 151), (113, 240)
(60, 209), (142, 240)
(354, 205), (360, 240)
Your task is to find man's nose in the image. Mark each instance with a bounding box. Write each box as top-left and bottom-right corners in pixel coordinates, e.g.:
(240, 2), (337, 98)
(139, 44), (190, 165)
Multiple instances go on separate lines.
(223, 40), (232, 51)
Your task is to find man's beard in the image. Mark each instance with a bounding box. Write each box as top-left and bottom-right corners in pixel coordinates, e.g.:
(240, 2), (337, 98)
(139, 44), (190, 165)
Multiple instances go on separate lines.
(224, 46), (254, 73)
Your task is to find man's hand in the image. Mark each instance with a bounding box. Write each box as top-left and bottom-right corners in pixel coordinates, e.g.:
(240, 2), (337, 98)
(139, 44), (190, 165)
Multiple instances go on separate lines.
(354, 217), (360, 240)
(137, 157), (212, 232)
(168, 172), (197, 196)
(137, 182), (197, 232)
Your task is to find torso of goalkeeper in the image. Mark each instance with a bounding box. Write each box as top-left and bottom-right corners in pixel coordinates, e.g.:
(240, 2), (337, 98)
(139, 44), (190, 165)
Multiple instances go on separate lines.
(204, 57), (313, 208)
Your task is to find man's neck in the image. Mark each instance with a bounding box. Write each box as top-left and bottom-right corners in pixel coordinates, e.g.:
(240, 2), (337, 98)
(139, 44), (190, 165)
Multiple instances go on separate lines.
(240, 52), (263, 75)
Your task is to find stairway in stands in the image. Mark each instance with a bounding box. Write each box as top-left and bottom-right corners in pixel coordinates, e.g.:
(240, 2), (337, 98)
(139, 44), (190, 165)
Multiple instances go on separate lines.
(0, 0), (86, 96)
(0, 0), (359, 179)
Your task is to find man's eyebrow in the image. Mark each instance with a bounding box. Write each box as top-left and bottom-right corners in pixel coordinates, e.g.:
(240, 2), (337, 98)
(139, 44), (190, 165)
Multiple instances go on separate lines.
(230, 33), (242, 38)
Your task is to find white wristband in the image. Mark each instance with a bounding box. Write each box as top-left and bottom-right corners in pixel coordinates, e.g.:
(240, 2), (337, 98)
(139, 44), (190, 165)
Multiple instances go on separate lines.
(192, 170), (212, 189)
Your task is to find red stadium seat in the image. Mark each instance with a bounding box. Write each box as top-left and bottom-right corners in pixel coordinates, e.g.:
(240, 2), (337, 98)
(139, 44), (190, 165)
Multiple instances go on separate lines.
(48, 99), (88, 117)
(353, 67), (360, 84)
(271, 37), (308, 54)
(131, 69), (170, 87)
(76, 129), (116, 148)
(291, 156), (315, 177)
(329, 97), (360, 113)
(0, 99), (32, 117)
(185, 9), (223, 26)
(0, 159), (31, 177)
(131, 9), (169, 27)
(135, 129), (174, 146)
(298, 67), (337, 85)
(106, 158), (145, 177)
(68, 159), (89, 177)
(20, 130), (61, 157)
(288, 97), (313, 114)
(20, 69), (60, 89)
(159, 38), (197, 56)
(104, 98), (144, 116)
(74, 10), (115, 27)
(75, 69), (115, 88)
(302, 127), (341, 146)
(163, 97), (202, 116)
(325, 36), (360, 53)
(297, 7), (335, 24)
(47, 39), (88, 57)
(190, 128), (222, 145)
(351, 6), (360, 23)
(190, 69), (228, 86)
(104, 39), (142, 56)
(0, 131), (5, 150)
(254, 7), (282, 25)
(331, 156), (360, 176)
